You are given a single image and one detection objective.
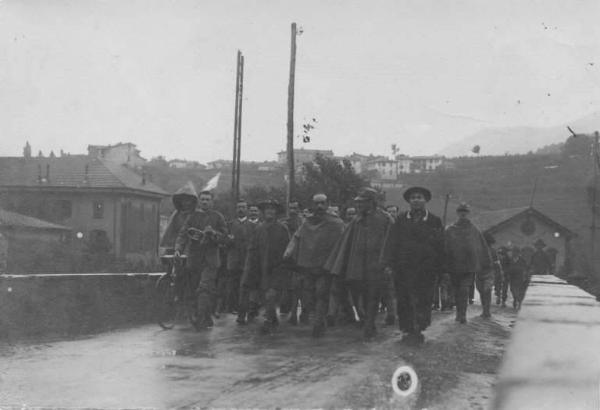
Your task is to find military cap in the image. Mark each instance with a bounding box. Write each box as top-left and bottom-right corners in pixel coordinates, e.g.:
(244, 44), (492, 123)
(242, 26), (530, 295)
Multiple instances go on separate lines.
(257, 199), (284, 213)
(456, 202), (471, 213)
(403, 186), (432, 202)
(354, 187), (378, 202)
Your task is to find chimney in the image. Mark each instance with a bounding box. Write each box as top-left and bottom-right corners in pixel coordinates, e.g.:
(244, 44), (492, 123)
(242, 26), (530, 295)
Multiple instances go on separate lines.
(46, 164), (50, 183)
(37, 164), (42, 183)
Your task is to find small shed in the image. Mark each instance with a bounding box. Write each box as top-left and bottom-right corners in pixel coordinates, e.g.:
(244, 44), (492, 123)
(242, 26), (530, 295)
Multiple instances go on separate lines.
(0, 207), (71, 273)
(471, 206), (576, 273)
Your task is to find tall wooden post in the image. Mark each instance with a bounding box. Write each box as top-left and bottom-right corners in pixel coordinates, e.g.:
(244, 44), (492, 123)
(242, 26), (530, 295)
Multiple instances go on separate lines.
(285, 23), (297, 213)
(442, 193), (450, 226)
(231, 51), (241, 211)
(231, 51), (244, 215)
(235, 55), (244, 203)
(591, 131), (599, 265)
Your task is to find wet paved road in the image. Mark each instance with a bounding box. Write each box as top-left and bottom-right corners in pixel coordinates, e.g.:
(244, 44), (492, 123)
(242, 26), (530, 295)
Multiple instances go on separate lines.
(0, 305), (516, 409)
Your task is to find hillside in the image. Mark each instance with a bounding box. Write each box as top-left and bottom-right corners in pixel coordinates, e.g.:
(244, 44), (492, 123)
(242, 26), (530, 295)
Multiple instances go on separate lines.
(441, 111), (600, 156)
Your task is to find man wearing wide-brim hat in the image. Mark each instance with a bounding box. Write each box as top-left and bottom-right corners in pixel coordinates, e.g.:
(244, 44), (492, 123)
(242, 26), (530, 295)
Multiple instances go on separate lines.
(325, 187), (394, 340)
(240, 199), (290, 333)
(382, 186), (444, 345)
(444, 202), (493, 322)
(530, 238), (552, 276)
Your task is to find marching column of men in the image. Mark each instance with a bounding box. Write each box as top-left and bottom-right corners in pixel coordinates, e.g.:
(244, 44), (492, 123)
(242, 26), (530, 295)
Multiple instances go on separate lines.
(161, 184), (538, 344)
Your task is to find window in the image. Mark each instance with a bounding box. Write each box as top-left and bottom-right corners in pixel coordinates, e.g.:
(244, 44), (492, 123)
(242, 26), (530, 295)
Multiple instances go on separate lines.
(57, 200), (72, 219)
(93, 201), (104, 219)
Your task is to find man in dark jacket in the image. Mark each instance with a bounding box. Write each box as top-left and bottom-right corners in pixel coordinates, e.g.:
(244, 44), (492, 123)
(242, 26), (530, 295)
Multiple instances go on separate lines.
(175, 190), (227, 330)
(530, 239), (552, 275)
(326, 188), (393, 340)
(279, 200), (304, 319)
(506, 246), (528, 309)
(445, 203), (493, 322)
(382, 186), (444, 344)
(241, 199), (290, 334)
(222, 199), (253, 313)
(284, 194), (345, 337)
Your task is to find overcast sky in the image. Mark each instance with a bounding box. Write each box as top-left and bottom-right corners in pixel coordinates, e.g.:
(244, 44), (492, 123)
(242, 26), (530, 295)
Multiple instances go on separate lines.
(1, 0), (600, 163)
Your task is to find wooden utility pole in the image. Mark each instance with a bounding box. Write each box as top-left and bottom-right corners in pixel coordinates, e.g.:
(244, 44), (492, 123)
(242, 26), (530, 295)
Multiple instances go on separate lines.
(285, 23), (297, 212)
(591, 131), (599, 260)
(442, 193), (450, 226)
(231, 51), (241, 205)
(231, 51), (244, 214)
(236, 55), (244, 203)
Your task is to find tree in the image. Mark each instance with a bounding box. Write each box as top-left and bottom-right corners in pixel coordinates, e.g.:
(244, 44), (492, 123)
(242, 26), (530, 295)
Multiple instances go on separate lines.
(37, 150), (43, 158)
(49, 150), (56, 158)
(23, 142), (32, 158)
(296, 154), (370, 207)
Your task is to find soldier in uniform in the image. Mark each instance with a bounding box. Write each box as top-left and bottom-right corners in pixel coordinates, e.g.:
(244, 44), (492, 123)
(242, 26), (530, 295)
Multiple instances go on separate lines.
(284, 194), (345, 337)
(382, 186), (444, 344)
(175, 190), (227, 330)
(505, 246), (528, 309)
(344, 207), (357, 224)
(530, 239), (552, 276)
(279, 200), (304, 319)
(241, 199), (290, 334)
(222, 199), (253, 314)
(445, 203), (493, 322)
(326, 188), (393, 340)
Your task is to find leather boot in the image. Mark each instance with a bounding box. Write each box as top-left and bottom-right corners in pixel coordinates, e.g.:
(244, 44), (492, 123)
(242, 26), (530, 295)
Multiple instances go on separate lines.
(481, 290), (492, 319)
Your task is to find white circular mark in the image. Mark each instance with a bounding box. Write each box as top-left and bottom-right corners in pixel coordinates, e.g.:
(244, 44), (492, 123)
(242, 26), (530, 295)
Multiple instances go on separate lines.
(7, 287), (12, 292)
(76, 232), (84, 239)
(392, 365), (418, 397)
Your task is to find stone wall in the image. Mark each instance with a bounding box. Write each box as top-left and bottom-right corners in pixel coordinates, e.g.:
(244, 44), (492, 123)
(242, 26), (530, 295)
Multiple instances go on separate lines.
(0, 273), (162, 340)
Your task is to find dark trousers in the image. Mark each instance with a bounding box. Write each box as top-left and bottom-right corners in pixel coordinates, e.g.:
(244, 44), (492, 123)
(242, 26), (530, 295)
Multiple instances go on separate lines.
(347, 280), (385, 334)
(189, 264), (218, 326)
(395, 276), (435, 334)
(439, 273), (455, 309)
(225, 268), (242, 312)
(298, 268), (332, 326)
(292, 270), (315, 319)
(328, 277), (356, 323)
(238, 284), (260, 319)
(502, 274), (510, 302)
(264, 288), (280, 323)
(451, 272), (475, 320)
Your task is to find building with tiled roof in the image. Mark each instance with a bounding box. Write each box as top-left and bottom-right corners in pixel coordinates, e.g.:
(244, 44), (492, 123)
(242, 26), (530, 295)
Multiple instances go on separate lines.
(0, 156), (167, 264)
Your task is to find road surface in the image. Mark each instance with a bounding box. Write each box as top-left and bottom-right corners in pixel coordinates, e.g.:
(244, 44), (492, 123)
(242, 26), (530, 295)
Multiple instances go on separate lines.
(0, 304), (516, 409)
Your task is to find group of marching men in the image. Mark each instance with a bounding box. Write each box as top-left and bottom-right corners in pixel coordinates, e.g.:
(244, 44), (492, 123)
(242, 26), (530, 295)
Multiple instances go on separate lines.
(160, 182), (551, 345)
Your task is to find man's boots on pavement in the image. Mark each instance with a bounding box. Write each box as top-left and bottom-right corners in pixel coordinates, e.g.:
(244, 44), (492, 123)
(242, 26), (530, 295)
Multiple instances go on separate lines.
(481, 290), (492, 319)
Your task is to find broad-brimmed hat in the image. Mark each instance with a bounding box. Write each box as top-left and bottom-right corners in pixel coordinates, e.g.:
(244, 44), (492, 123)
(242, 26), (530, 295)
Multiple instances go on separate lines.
(534, 238), (547, 249)
(354, 187), (378, 202)
(403, 186), (432, 202)
(257, 199), (284, 213)
(456, 202), (471, 213)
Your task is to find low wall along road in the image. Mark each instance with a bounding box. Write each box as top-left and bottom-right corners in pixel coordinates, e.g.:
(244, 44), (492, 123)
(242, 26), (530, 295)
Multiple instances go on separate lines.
(493, 275), (600, 410)
(0, 273), (161, 340)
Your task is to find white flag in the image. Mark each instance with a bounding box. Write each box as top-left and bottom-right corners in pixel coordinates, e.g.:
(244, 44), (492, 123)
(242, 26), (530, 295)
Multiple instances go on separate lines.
(202, 172), (221, 191)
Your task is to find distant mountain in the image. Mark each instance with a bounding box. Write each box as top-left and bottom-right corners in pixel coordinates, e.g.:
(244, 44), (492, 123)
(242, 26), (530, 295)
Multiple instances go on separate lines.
(440, 112), (600, 157)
